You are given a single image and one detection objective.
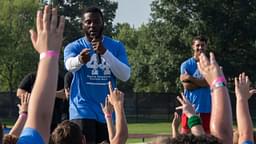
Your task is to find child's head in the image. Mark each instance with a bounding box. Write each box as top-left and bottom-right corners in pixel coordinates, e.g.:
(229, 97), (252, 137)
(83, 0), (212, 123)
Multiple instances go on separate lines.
(50, 120), (85, 144)
(169, 134), (221, 144)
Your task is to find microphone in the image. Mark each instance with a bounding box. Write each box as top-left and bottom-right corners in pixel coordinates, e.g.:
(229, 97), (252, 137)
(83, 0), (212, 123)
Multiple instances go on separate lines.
(90, 33), (101, 64)
(96, 53), (102, 64)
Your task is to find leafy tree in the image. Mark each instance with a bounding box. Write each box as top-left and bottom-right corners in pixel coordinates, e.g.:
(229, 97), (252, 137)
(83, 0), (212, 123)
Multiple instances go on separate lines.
(113, 23), (140, 92)
(114, 0), (256, 93)
(0, 0), (38, 116)
(0, 0), (38, 91)
(142, 0), (256, 92)
(113, 23), (167, 92)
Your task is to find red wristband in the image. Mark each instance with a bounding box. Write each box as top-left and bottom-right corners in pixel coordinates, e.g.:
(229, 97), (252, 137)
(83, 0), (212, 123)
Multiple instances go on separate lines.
(40, 50), (59, 60)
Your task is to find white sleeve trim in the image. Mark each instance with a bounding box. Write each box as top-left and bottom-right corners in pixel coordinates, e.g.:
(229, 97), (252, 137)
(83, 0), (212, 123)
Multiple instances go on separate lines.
(102, 50), (131, 82)
(65, 55), (83, 72)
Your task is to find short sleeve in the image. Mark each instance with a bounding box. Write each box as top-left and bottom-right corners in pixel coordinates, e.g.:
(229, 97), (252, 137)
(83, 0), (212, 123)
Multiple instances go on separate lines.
(17, 128), (44, 144)
(242, 140), (254, 144)
(180, 62), (187, 75)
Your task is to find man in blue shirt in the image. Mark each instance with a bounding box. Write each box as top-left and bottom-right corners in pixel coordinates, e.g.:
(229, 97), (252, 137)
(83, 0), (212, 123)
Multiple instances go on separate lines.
(64, 6), (130, 143)
(180, 35), (211, 134)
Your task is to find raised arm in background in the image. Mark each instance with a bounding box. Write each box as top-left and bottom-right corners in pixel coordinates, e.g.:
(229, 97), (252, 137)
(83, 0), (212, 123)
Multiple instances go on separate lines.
(17, 5), (64, 144)
(176, 93), (205, 136)
(9, 93), (30, 137)
(101, 97), (115, 142)
(235, 73), (254, 144)
(171, 112), (180, 138)
(197, 52), (233, 144)
(106, 82), (128, 144)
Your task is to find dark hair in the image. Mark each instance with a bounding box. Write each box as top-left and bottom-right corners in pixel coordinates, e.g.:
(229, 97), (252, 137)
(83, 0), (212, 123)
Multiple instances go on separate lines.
(192, 35), (208, 45)
(81, 6), (104, 21)
(50, 120), (84, 144)
(169, 134), (222, 144)
(2, 134), (18, 144)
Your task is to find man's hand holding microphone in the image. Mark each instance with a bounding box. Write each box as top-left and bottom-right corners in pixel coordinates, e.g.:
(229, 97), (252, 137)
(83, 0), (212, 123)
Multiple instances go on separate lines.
(78, 33), (106, 64)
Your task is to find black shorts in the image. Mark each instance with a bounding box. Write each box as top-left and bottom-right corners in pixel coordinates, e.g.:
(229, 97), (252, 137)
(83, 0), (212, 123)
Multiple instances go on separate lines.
(71, 119), (109, 144)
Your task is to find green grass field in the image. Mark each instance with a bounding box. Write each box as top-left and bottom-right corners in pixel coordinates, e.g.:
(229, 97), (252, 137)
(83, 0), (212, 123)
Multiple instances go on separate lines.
(1, 119), (256, 143)
(1, 119), (170, 143)
(127, 120), (256, 143)
(127, 122), (170, 143)
(128, 122), (170, 134)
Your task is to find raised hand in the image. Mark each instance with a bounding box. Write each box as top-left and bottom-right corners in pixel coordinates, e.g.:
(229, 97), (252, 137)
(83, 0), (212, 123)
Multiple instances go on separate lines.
(235, 73), (252, 101)
(197, 52), (232, 143)
(107, 81), (124, 106)
(176, 93), (196, 118)
(79, 48), (91, 64)
(91, 37), (106, 55)
(172, 112), (180, 128)
(197, 52), (223, 85)
(29, 6), (65, 53)
(101, 97), (114, 116)
(171, 112), (180, 137)
(22, 5), (65, 143)
(18, 92), (30, 114)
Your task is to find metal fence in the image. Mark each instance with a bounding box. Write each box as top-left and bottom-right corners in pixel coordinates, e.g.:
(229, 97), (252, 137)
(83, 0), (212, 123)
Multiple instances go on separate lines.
(0, 92), (19, 119)
(0, 92), (255, 122)
(124, 92), (177, 122)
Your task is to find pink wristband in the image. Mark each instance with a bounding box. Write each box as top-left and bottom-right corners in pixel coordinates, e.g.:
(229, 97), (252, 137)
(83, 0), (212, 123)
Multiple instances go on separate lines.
(40, 50), (59, 60)
(19, 112), (27, 119)
(211, 76), (226, 88)
(105, 113), (112, 119)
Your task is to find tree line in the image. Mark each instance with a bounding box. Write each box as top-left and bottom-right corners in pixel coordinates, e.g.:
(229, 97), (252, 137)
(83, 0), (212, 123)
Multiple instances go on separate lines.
(1, 0), (256, 94)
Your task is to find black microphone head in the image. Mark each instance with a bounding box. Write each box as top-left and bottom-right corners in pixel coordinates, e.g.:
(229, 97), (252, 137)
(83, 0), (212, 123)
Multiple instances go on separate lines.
(89, 31), (97, 39)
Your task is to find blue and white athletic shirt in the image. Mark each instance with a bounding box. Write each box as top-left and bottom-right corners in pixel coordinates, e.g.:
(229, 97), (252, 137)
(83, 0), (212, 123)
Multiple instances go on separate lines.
(64, 36), (129, 123)
(17, 128), (44, 144)
(180, 57), (211, 113)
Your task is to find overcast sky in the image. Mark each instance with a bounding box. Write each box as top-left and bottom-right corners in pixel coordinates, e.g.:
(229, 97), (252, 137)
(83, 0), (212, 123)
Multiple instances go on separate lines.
(113, 0), (154, 28)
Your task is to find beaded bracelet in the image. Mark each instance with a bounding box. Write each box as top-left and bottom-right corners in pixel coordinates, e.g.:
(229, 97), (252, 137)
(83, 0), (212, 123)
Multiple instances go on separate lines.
(188, 115), (202, 129)
(40, 50), (59, 60)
